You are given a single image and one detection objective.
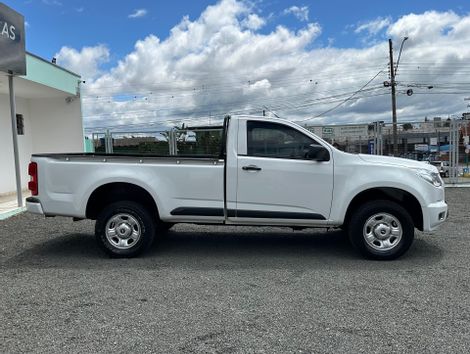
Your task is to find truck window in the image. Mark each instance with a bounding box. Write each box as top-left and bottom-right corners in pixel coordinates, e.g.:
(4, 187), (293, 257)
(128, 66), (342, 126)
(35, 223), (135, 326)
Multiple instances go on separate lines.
(247, 121), (318, 159)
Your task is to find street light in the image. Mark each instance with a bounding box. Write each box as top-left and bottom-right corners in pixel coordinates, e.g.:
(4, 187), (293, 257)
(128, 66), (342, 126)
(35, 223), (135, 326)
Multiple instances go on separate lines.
(395, 36), (409, 72)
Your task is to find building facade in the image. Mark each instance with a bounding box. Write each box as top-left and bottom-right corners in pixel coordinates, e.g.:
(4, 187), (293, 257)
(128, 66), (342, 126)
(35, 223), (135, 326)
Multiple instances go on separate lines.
(0, 53), (83, 195)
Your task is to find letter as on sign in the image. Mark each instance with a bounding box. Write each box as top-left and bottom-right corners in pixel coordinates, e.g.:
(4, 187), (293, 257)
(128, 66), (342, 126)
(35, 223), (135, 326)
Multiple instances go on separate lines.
(9, 25), (15, 40)
(1, 21), (9, 37)
(1, 21), (16, 40)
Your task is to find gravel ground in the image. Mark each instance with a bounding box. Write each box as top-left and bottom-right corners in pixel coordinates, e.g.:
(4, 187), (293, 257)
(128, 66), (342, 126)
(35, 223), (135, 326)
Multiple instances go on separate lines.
(1, 188), (469, 353)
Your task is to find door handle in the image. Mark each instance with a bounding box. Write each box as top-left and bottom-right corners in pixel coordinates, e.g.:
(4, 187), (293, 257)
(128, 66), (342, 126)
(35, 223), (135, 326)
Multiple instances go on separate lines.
(242, 165), (262, 171)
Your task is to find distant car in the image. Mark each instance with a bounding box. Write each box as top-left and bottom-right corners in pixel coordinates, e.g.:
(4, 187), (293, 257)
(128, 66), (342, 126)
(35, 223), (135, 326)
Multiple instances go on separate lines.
(430, 161), (449, 177)
(177, 131), (197, 143)
(185, 131), (197, 143)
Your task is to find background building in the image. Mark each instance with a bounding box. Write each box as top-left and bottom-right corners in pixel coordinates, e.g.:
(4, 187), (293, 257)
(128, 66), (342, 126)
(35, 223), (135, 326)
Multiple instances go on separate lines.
(0, 52), (83, 195)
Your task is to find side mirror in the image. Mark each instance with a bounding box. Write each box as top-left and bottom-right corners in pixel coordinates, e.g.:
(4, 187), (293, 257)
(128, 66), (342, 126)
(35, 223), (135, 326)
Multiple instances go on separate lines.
(306, 144), (330, 161)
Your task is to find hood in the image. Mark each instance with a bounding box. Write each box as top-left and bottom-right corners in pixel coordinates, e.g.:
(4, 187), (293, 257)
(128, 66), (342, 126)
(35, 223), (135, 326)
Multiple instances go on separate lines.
(358, 154), (437, 172)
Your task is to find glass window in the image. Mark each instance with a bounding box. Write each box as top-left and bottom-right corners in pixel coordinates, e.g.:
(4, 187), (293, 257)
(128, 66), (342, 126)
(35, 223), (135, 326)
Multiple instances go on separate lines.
(247, 121), (318, 159)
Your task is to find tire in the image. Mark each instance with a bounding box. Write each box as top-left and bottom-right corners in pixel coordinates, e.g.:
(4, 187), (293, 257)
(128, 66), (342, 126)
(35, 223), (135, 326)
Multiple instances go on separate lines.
(95, 201), (156, 258)
(348, 200), (414, 260)
(155, 222), (175, 240)
(157, 222), (175, 233)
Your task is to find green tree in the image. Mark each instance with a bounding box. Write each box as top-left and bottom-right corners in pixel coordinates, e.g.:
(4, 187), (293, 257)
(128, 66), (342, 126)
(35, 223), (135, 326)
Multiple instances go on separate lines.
(403, 123), (413, 131)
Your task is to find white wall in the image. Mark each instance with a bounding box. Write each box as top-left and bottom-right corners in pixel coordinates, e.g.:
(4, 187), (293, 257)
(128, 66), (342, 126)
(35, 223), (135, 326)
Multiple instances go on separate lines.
(0, 95), (33, 195)
(0, 95), (83, 195)
(29, 97), (83, 154)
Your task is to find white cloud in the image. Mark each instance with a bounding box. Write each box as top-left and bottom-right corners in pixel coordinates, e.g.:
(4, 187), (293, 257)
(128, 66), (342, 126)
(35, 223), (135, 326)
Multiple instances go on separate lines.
(128, 9), (148, 19)
(42, 0), (62, 5)
(244, 79), (271, 94)
(283, 6), (309, 22)
(241, 14), (265, 30)
(70, 1), (470, 132)
(355, 17), (391, 35)
(387, 11), (460, 43)
(55, 45), (110, 80)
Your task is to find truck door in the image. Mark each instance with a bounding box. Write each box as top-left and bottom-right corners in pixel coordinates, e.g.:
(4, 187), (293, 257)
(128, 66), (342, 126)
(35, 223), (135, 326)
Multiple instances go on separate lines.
(229, 119), (334, 225)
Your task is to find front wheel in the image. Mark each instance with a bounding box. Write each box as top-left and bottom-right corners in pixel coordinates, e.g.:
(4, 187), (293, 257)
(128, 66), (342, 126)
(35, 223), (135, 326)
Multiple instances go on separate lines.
(95, 201), (156, 258)
(348, 200), (415, 260)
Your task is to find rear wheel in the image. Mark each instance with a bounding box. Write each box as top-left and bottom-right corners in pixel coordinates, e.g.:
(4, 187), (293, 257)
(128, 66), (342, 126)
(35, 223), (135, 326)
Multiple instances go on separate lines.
(348, 200), (414, 260)
(95, 201), (156, 258)
(157, 222), (175, 233)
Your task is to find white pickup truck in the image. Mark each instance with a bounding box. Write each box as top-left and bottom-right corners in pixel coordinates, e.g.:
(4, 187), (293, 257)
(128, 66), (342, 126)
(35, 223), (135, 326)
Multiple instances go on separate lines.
(26, 116), (448, 260)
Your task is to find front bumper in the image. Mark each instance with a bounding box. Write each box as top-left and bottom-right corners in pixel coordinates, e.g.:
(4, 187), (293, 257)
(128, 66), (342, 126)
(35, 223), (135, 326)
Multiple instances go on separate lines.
(26, 197), (44, 215)
(422, 200), (448, 232)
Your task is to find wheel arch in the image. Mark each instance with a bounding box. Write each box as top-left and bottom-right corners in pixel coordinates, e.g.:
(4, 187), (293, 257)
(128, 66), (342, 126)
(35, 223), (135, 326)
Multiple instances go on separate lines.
(86, 182), (159, 220)
(343, 187), (423, 231)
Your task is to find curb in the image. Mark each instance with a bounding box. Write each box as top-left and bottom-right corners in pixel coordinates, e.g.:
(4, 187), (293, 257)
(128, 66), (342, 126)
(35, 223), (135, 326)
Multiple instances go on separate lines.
(0, 207), (26, 221)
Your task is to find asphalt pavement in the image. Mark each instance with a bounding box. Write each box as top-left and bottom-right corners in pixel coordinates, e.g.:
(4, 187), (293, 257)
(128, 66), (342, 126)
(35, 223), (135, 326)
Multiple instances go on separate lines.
(1, 188), (469, 353)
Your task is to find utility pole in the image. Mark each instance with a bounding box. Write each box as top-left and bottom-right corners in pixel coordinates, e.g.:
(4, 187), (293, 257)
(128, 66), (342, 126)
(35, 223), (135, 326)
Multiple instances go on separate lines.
(388, 37), (408, 156)
(389, 39), (398, 156)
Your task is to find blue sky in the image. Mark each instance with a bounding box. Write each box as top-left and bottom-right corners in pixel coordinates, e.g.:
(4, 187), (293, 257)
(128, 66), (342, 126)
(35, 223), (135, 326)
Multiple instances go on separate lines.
(9, 0), (470, 65)
(4, 0), (470, 129)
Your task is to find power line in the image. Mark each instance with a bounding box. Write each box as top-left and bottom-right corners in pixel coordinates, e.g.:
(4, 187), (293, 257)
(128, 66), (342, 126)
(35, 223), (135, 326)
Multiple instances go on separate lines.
(80, 67), (388, 99)
(81, 85), (386, 121)
(83, 90), (389, 132)
(81, 64), (388, 94)
(296, 69), (386, 122)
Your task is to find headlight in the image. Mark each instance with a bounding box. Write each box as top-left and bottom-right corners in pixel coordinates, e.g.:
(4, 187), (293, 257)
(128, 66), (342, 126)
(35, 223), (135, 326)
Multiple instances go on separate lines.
(415, 169), (443, 187)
